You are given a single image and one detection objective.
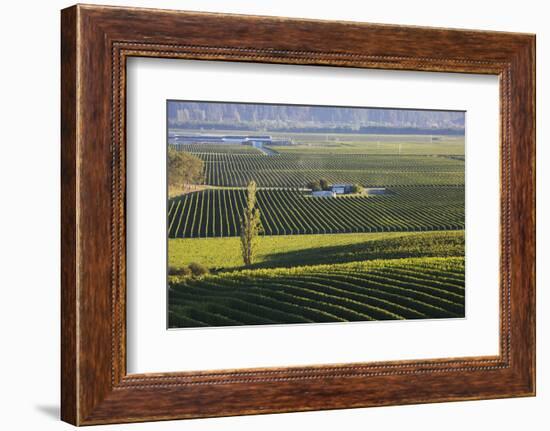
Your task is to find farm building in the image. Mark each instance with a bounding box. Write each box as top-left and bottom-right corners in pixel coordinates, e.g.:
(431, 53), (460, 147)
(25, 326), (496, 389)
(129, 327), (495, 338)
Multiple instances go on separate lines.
(312, 190), (337, 198)
(331, 184), (353, 194)
(223, 135), (273, 144)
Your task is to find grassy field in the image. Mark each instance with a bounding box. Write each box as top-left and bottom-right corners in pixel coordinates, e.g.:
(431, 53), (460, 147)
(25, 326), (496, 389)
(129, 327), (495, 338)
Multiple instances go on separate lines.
(270, 139), (464, 155)
(169, 230), (464, 272)
(174, 129), (465, 155)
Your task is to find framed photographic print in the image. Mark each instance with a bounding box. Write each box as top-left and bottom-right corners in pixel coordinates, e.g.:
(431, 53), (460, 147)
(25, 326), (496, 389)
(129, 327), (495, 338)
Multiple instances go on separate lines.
(61, 4), (536, 425)
(164, 100), (466, 330)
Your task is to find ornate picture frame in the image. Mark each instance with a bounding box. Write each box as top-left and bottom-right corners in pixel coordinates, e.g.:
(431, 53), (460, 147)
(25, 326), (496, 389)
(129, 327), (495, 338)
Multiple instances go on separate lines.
(61, 4), (535, 425)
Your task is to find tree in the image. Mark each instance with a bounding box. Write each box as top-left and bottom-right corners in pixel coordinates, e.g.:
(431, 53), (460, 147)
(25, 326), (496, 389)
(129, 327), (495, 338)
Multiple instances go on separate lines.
(319, 178), (330, 191)
(176, 108), (190, 123)
(240, 181), (263, 266)
(351, 183), (364, 194)
(167, 147), (204, 194)
(307, 180), (322, 191)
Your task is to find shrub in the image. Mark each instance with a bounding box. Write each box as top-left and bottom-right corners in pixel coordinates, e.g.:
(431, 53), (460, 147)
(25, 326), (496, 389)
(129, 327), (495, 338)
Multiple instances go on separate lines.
(306, 180), (321, 191)
(188, 262), (209, 276)
(168, 266), (192, 277)
(351, 183), (364, 194)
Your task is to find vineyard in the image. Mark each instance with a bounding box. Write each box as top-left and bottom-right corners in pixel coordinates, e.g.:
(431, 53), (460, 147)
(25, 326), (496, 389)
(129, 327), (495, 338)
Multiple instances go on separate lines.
(167, 128), (466, 327)
(168, 257), (465, 327)
(168, 186), (464, 238)
(170, 143), (263, 155)
(175, 130), (465, 155)
(173, 150), (464, 187)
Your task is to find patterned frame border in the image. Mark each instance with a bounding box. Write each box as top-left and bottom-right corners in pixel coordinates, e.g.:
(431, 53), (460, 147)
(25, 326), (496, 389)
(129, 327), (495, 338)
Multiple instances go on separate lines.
(111, 42), (512, 388)
(61, 5), (534, 424)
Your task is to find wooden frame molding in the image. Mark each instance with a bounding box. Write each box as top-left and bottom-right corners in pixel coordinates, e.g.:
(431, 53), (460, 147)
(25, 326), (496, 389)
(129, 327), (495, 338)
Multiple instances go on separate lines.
(61, 4), (535, 425)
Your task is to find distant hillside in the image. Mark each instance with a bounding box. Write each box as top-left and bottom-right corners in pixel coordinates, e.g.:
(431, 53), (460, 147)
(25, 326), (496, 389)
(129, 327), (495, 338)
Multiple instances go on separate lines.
(168, 101), (465, 133)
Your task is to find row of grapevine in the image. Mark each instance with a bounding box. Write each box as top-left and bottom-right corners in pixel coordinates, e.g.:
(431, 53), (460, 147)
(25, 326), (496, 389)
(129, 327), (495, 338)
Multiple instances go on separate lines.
(195, 152), (461, 169)
(169, 143), (262, 154)
(170, 144), (465, 187)
(168, 257), (465, 327)
(167, 186), (464, 238)
(195, 153), (464, 187)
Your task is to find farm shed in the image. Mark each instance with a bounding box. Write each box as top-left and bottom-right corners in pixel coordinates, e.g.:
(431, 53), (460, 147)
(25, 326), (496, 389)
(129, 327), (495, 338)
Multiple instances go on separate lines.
(331, 184), (353, 194)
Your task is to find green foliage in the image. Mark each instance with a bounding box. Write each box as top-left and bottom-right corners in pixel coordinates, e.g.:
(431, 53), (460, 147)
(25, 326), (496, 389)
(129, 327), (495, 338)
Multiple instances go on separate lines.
(169, 143), (262, 155)
(351, 183), (364, 194)
(168, 231), (465, 273)
(240, 181), (263, 266)
(167, 147), (204, 190)
(168, 263), (208, 278)
(307, 180), (322, 191)
(307, 178), (342, 191)
(168, 266), (192, 277)
(188, 262), (209, 276)
(193, 153), (464, 188)
(269, 133), (465, 156)
(168, 186), (464, 238)
(167, 132), (466, 329)
(168, 256), (465, 328)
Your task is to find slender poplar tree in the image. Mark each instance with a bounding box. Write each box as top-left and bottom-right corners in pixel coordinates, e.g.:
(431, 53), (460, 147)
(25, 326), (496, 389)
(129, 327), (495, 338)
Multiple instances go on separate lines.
(240, 181), (262, 266)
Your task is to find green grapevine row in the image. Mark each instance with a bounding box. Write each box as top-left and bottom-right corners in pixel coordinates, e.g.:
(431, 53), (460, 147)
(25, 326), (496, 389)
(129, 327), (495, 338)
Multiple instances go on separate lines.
(193, 152), (464, 187)
(168, 257), (465, 327)
(168, 186), (464, 238)
(170, 143), (262, 154)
